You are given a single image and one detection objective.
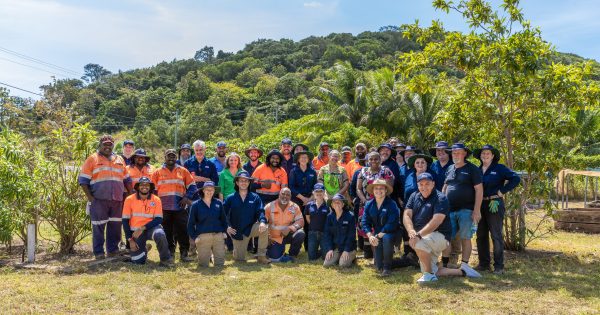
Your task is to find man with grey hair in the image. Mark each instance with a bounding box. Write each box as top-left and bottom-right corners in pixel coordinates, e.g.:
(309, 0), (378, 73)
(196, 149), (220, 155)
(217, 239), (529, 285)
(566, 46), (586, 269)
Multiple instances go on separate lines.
(264, 188), (305, 262)
(184, 140), (219, 190)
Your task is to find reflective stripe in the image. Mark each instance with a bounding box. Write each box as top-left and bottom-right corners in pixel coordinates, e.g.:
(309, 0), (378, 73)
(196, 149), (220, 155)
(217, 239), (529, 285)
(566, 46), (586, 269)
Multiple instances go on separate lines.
(151, 228), (162, 239)
(108, 217), (122, 222)
(157, 179), (185, 186)
(271, 225), (289, 230)
(158, 191), (183, 197)
(131, 213), (155, 218)
(91, 219), (108, 225)
(79, 174), (92, 179)
(122, 215), (131, 219)
(92, 166), (124, 174)
(131, 251), (146, 261)
(90, 177), (125, 185)
(186, 183), (195, 189)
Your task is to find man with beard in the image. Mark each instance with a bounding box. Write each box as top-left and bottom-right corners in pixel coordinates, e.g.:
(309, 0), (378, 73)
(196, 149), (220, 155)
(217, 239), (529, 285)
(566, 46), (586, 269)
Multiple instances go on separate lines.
(280, 138), (294, 175)
(122, 177), (173, 266)
(79, 135), (132, 259)
(429, 141), (453, 191)
(345, 143), (367, 179)
(177, 143), (192, 166)
(152, 149), (198, 262)
(312, 142), (330, 171)
(243, 144), (263, 176)
(252, 149), (289, 205)
(184, 140), (219, 190)
(264, 188), (305, 262)
(120, 139), (135, 166)
(209, 141), (228, 174)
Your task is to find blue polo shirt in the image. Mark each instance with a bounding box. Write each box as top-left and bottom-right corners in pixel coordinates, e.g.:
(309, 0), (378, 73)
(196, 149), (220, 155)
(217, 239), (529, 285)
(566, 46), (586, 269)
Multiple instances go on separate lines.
(184, 156), (219, 189)
(481, 162), (520, 206)
(223, 191), (266, 240)
(444, 161), (482, 211)
(281, 155), (294, 175)
(209, 157), (225, 173)
(405, 190), (452, 241)
(289, 166), (317, 198)
(349, 169), (361, 200)
(187, 198), (228, 239)
(322, 210), (357, 253)
(431, 160), (453, 191)
(304, 200), (329, 232)
(361, 196), (399, 235)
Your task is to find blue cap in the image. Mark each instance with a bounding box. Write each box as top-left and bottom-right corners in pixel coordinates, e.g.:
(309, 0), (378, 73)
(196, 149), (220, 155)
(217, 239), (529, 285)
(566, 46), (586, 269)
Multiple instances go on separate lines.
(281, 138), (293, 145)
(123, 139), (134, 146)
(417, 172), (434, 182)
(313, 183), (325, 191)
(216, 141), (227, 148)
(451, 142), (471, 156)
(202, 181), (216, 188)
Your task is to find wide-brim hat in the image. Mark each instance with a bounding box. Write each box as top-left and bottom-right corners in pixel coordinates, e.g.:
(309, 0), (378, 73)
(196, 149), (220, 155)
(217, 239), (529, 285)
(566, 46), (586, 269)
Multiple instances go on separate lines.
(407, 154), (433, 169)
(327, 193), (350, 207)
(234, 171), (254, 181)
(266, 149), (285, 164)
(394, 143), (407, 151)
(178, 143), (192, 154)
(292, 143), (309, 153)
(428, 141), (451, 157)
(366, 179), (393, 196)
(244, 145), (264, 159)
(451, 143), (472, 157)
(164, 149), (177, 157)
(377, 143), (397, 158)
(293, 150), (315, 163)
(134, 177), (155, 192)
(400, 146), (422, 158)
(474, 145), (500, 163)
(132, 148), (151, 162)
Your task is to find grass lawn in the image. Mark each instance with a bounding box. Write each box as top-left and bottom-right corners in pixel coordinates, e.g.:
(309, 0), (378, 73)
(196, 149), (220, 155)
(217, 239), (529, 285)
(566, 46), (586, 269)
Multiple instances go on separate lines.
(0, 213), (599, 314)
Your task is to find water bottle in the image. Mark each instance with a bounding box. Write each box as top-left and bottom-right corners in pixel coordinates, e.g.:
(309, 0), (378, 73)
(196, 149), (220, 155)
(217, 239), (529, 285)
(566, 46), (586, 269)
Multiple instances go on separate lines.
(470, 222), (478, 237)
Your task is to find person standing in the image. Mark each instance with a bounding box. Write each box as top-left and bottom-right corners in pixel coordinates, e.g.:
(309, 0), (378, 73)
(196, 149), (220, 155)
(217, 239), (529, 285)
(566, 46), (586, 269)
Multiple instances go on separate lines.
(473, 145), (520, 274)
(305, 183), (329, 260)
(152, 149), (198, 262)
(177, 143), (192, 166)
(318, 150), (350, 199)
(280, 138), (295, 175)
(127, 148), (154, 189)
(442, 143), (483, 269)
(252, 149), (288, 205)
(218, 153), (243, 199)
(79, 135), (132, 259)
(429, 141), (453, 191)
(184, 140), (219, 190)
(224, 171), (270, 264)
(243, 144), (263, 176)
(344, 143), (367, 179)
(188, 181), (227, 267)
(312, 142), (330, 171)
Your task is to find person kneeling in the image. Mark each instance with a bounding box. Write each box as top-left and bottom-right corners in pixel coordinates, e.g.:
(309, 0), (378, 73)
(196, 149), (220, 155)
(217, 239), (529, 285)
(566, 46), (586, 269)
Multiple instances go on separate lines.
(265, 188), (306, 263)
(123, 177), (173, 267)
(188, 181), (228, 267)
(403, 173), (481, 283)
(322, 194), (357, 267)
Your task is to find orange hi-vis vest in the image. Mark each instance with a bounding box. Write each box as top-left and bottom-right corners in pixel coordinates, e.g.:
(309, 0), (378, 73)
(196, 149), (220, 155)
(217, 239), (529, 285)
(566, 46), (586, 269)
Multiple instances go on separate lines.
(265, 201), (303, 243)
(312, 156), (329, 171)
(252, 164), (288, 196)
(127, 164), (154, 187)
(79, 152), (130, 201)
(122, 193), (163, 230)
(151, 165), (195, 210)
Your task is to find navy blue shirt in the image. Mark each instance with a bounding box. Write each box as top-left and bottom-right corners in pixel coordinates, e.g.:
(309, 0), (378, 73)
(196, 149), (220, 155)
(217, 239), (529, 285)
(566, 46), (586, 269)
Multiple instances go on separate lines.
(406, 190), (452, 241)
(382, 158), (402, 202)
(444, 161), (482, 211)
(224, 191), (266, 240)
(289, 166), (317, 198)
(120, 154), (133, 166)
(481, 162), (520, 206)
(403, 168), (437, 202)
(242, 160), (262, 176)
(323, 210), (357, 253)
(184, 156), (219, 189)
(349, 169), (361, 200)
(431, 160), (453, 191)
(187, 198), (227, 239)
(304, 200), (329, 232)
(281, 155), (294, 175)
(362, 196), (399, 235)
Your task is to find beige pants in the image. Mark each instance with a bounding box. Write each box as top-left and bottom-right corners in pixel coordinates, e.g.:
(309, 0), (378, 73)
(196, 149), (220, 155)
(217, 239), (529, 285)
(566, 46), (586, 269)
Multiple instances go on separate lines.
(195, 233), (226, 267)
(231, 222), (268, 261)
(323, 250), (356, 268)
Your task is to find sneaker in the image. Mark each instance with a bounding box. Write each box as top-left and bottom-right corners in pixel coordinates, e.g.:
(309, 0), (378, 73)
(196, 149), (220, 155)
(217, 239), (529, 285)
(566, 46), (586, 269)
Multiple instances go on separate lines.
(461, 262), (482, 278)
(257, 256), (271, 264)
(474, 265), (491, 272)
(493, 268), (505, 275)
(417, 272), (439, 284)
(380, 269), (392, 277)
(160, 258), (175, 268)
(94, 254), (106, 260)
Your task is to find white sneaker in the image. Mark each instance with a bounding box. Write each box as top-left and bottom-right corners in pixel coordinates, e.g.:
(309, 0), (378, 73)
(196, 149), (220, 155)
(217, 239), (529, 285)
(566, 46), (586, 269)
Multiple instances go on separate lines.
(461, 262), (482, 278)
(417, 272), (438, 284)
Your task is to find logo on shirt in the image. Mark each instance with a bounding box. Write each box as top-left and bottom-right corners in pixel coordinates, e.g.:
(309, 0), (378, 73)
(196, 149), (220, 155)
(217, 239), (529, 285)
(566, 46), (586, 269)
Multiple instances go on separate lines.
(205, 166), (210, 169)
(150, 202), (156, 207)
(491, 172), (497, 175)
(249, 201), (254, 204)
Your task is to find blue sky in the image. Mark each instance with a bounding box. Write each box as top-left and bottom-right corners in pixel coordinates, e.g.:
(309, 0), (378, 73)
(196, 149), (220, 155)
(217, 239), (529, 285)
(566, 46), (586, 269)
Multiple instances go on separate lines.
(1, 0), (599, 98)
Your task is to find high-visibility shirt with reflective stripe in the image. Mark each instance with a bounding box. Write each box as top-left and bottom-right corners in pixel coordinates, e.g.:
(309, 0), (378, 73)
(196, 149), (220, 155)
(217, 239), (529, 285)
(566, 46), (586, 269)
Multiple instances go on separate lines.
(151, 165), (197, 211)
(312, 156), (329, 171)
(78, 152), (131, 201)
(127, 164), (154, 187)
(122, 193), (163, 230)
(265, 201), (303, 243)
(344, 159), (363, 180)
(251, 164), (288, 195)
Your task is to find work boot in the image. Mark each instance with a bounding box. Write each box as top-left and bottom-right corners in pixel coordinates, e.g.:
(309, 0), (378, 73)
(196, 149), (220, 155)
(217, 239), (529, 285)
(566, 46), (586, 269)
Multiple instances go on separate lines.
(180, 252), (194, 262)
(160, 258), (175, 268)
(94, 254), (106, 260)
(257, 256), (271, 264)
(380, 269), (392, 277)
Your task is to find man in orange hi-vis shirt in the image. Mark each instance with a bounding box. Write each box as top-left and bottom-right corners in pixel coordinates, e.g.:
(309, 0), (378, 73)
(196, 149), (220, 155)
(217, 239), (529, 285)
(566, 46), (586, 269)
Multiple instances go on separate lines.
(79, 135), (132, 260)
(264, 188), (305, 263)
(312, 142), (330, 171)
(252, 149), (288, 205)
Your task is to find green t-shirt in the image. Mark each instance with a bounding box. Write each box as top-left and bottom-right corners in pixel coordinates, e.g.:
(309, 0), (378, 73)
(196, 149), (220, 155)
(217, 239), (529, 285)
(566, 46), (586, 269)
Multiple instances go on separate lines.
(219, 169), (242, 199)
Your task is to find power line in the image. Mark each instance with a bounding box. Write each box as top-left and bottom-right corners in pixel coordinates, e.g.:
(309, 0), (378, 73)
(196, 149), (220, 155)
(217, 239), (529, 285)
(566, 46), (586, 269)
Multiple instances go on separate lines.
(0, 81), (43, 97)
(0, 56), (71, 78)
(0, 45), (82, 76)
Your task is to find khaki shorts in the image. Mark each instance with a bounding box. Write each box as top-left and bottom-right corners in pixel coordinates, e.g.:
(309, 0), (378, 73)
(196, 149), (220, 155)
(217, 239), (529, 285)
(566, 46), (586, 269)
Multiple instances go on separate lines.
(415, 231), (449, 274)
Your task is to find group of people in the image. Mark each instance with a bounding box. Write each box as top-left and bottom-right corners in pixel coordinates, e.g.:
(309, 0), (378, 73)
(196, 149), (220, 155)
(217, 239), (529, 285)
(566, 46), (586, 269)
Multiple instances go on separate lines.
(78, 135), (520, 283)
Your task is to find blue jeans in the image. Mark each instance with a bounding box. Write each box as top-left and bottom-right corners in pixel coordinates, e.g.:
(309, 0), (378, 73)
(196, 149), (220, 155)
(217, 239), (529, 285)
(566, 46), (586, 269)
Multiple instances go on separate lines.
(307, 230), (325, 260)
(373, 233), (395, 271)
(130, 226), (171, 264)
(450, 209), (474, 240)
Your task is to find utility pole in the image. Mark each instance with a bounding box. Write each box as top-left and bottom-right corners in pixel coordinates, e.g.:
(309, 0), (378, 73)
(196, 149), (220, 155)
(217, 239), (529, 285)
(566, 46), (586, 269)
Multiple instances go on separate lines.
(174, 109), (180, 148)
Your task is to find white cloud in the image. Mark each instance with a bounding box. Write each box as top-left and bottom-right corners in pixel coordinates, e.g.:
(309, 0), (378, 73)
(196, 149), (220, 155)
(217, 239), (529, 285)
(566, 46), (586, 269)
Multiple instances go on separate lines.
(304, 1), (323, 8)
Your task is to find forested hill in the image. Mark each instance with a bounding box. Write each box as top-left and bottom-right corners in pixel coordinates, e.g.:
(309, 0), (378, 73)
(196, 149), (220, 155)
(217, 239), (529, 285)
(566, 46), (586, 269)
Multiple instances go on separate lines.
(1, 27), (599, 157)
